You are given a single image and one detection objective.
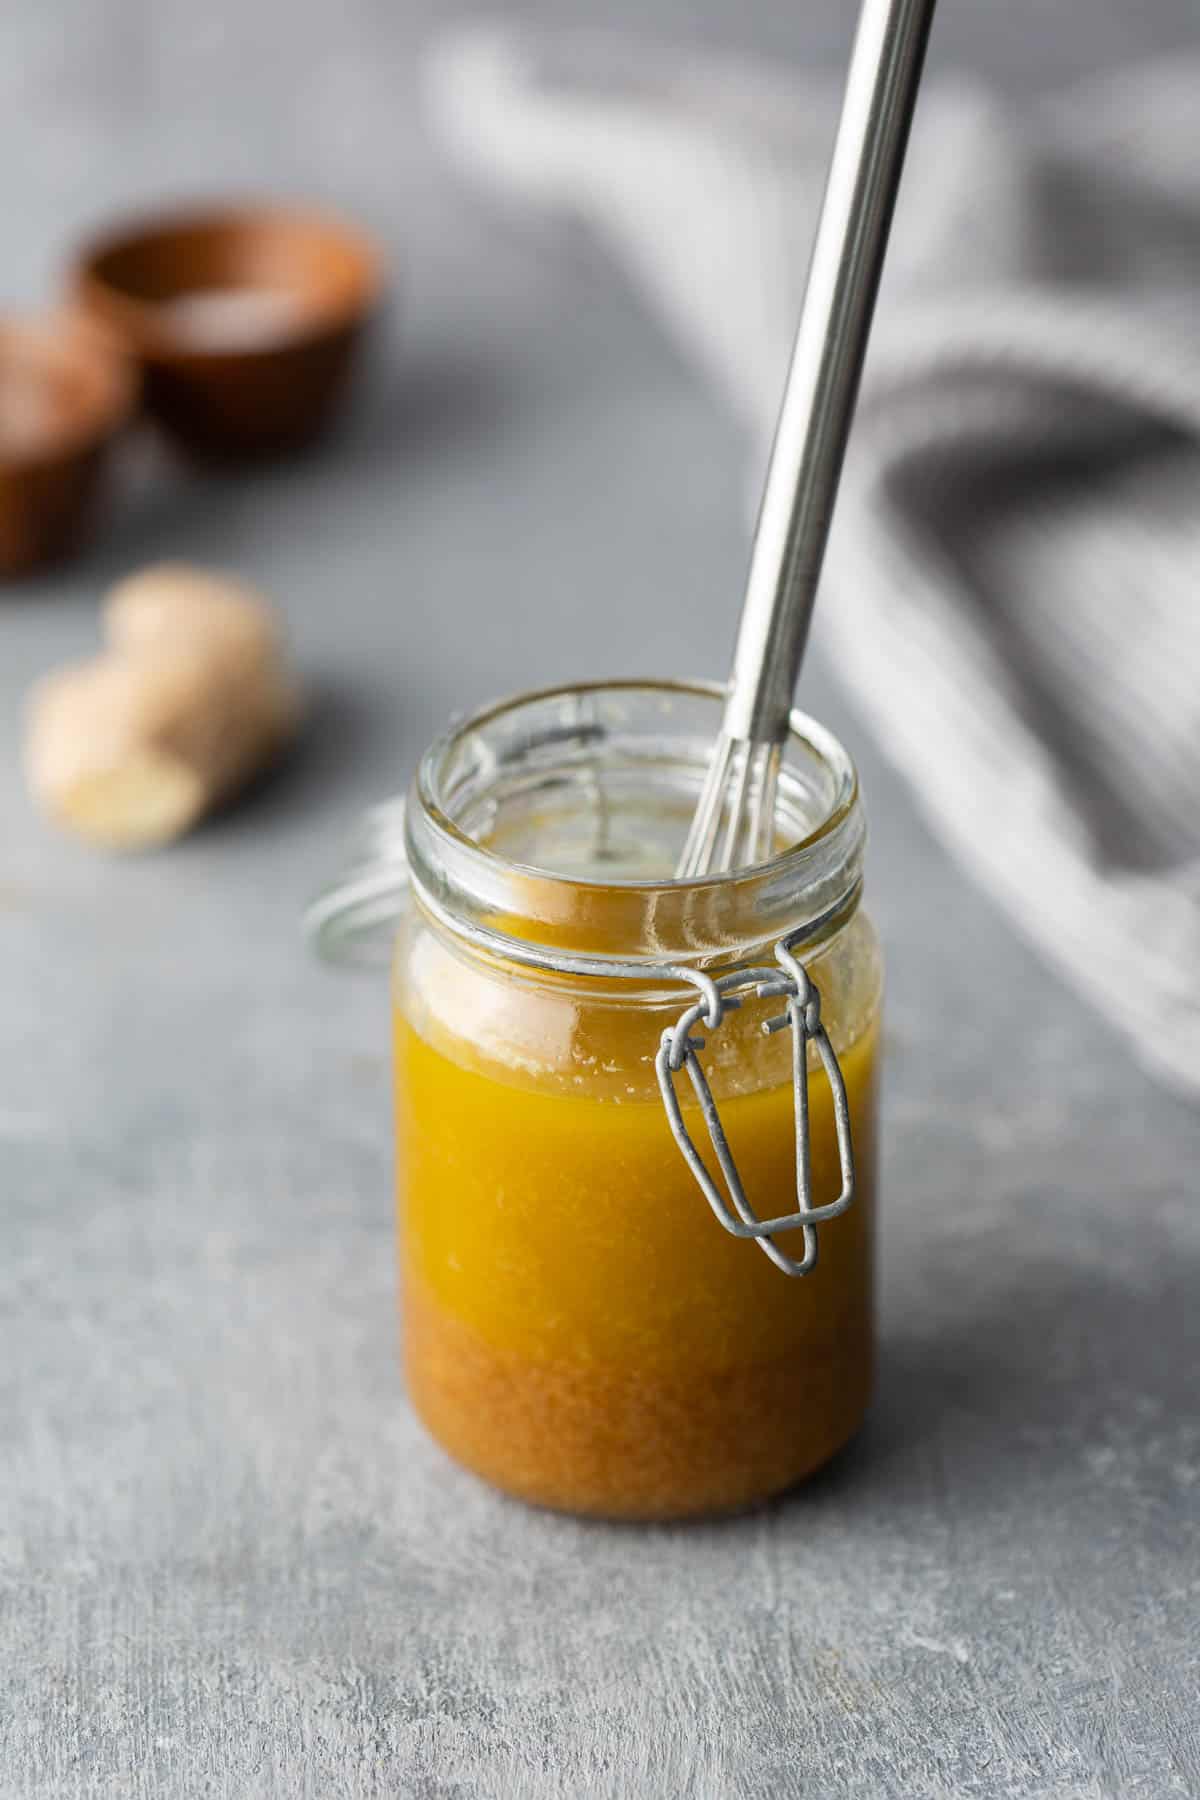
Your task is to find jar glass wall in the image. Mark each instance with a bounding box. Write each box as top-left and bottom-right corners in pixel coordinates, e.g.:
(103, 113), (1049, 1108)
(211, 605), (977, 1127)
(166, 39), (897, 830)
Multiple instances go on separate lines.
(394, 681), (882, 1519)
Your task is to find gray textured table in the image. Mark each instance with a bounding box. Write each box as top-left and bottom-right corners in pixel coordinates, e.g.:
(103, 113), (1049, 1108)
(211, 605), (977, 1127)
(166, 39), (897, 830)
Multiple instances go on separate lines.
(4, 3), (1199, 1795)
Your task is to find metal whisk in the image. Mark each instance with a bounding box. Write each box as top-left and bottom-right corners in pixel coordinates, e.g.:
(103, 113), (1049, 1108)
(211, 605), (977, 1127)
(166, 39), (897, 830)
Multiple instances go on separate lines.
(677, 0), (937, 878)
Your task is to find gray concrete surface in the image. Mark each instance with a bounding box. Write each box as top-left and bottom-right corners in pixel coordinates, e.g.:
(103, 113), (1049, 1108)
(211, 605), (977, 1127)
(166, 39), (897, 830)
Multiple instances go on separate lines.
(3, 2), (1199, 1795)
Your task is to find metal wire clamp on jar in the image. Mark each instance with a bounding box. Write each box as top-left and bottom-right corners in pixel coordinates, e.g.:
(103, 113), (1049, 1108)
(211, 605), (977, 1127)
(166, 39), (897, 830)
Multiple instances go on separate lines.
(309, 681), (882, 1519)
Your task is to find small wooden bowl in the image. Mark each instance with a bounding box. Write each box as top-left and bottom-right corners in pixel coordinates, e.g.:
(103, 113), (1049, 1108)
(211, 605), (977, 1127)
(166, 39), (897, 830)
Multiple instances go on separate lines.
(0, 317), (135, 576)
(69, 203), (384, 458)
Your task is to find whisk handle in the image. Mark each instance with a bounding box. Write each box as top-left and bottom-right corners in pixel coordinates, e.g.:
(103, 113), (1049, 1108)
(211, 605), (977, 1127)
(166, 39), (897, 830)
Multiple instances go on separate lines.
(725, 0), (937, 744)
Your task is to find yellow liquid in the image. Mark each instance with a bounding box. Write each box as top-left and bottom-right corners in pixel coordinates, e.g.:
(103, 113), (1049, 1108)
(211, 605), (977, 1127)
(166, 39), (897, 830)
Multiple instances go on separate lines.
(395, 980), (879, 1519)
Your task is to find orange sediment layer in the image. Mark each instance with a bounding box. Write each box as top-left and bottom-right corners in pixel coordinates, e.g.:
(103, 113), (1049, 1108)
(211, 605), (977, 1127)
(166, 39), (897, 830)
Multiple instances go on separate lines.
(404, 1276), (874, 1520)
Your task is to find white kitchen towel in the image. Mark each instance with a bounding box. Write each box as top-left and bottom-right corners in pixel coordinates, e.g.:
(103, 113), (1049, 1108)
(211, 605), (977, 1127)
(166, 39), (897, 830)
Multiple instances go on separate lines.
(426, 26), (1200, 1098)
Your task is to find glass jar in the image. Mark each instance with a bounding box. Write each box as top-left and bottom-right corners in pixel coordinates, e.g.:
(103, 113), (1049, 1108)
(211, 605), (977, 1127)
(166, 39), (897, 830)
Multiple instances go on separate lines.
(318, 679), (882, 1520)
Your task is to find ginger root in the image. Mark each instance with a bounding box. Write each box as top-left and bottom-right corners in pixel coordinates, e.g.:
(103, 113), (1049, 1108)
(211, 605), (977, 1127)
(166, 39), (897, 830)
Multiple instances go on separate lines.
(25, 563), (302, 850)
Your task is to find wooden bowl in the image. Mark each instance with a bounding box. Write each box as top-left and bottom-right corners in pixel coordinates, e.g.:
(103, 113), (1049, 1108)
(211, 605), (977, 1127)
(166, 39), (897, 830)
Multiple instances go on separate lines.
(0, 317), (135, 575)
(69, 203), (384, 458)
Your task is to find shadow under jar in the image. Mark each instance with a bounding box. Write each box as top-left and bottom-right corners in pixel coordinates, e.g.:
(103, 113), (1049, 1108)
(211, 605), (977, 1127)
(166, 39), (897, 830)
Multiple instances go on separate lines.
(389, 680), (882, 1520)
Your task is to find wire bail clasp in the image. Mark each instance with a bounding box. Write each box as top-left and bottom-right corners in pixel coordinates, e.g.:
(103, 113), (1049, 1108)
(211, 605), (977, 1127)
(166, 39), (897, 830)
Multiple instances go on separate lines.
(655, 930), (856, 1276)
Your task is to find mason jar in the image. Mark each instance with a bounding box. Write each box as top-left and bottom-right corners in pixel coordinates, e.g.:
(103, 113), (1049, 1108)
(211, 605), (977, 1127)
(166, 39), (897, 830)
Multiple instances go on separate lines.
(314, 679), (882, 1520)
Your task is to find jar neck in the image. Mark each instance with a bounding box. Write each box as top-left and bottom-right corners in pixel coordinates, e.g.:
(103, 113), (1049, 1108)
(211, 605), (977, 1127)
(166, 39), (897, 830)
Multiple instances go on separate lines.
(404, 680), (866, 979)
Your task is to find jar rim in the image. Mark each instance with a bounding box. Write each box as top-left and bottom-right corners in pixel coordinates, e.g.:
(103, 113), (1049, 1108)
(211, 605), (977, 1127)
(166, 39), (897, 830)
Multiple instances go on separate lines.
(416, 677), (858, 892)
(406, 678), (865, 972)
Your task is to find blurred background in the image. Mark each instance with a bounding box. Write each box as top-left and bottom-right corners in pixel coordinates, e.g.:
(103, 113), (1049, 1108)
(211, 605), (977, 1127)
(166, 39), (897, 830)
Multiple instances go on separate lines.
(2, 0), (1196, 804)
(5, 1), (1200, 1793)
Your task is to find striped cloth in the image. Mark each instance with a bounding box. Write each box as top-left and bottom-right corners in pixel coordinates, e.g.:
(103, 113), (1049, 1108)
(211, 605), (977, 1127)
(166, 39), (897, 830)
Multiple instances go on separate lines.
(426, 28), (1200, 1098)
